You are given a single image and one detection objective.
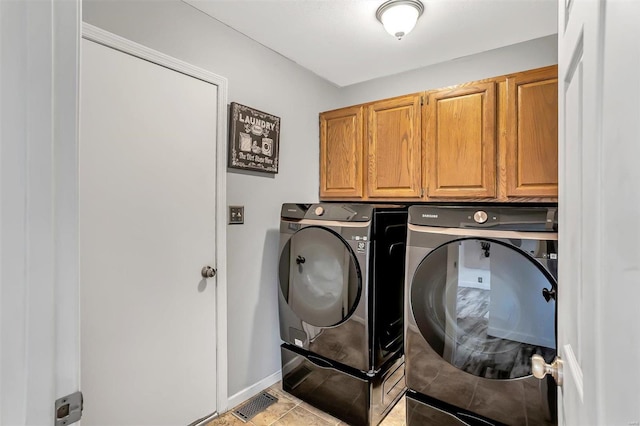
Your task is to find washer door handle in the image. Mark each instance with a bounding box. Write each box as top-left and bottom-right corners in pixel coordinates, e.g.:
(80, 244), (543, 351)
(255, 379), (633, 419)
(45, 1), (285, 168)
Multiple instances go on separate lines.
(542, 287), (556, 302)
(296, 255), (306, 265)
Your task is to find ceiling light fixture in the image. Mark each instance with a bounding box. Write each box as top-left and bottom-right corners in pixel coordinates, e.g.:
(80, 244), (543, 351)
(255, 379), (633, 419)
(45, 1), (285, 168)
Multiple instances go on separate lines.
(376, 0), (424, 40)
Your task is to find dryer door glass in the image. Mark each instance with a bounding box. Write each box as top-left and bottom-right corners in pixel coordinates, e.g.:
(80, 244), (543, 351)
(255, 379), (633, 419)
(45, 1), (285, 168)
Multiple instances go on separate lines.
(410, 238), (557, 379)
(279, 226), (361, 327)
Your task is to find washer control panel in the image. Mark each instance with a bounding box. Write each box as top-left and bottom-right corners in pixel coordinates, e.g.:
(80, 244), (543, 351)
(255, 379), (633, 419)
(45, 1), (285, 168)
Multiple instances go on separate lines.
(280, 203), (374, 222)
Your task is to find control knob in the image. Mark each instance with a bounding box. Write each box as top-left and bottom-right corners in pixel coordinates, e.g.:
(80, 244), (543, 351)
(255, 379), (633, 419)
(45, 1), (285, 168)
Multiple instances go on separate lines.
(314, 206), (325, 216)
(473, 210), (488, 224)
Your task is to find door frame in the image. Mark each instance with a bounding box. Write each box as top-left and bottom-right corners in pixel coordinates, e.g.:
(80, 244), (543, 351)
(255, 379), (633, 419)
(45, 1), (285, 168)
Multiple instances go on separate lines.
(81, 23), (229, 415)
(1, 0), (81, 423)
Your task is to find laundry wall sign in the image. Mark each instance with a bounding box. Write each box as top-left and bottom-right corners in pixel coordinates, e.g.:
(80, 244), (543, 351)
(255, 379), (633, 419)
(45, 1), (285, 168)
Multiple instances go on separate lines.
(228, 102), (280, 174)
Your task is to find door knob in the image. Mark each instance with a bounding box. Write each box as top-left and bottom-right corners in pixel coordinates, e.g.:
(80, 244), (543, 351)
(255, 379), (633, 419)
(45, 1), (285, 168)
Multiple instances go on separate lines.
(531, 354), (563, 386)
(201, 266), (217, 278)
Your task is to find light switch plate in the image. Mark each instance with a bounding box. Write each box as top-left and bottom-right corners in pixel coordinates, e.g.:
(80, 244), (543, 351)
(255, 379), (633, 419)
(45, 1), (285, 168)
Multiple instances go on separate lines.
(229, 205), (244, 224)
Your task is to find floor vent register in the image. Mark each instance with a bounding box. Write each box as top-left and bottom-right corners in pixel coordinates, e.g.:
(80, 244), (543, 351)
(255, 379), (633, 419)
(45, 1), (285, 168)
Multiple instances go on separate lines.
(232, 392), (278, 422)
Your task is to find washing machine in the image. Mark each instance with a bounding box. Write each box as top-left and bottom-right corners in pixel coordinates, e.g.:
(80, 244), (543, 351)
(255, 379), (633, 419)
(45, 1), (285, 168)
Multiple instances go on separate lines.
(278, 203), (407, 425)
(404, 205), (558, 426)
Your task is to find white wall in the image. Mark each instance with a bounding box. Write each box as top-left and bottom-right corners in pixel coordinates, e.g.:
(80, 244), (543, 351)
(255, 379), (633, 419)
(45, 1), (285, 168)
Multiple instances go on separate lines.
(82, 0), (342, 403)
(339, 34), (557, 106)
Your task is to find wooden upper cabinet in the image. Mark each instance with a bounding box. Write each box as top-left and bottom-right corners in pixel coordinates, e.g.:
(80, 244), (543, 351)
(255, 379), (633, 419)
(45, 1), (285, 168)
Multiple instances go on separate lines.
(319, 106), (364, 198)
(366, 95), (422, 198)
(426, 82), (497, 198)
(318, 66), (558, 202)
(505, 65), (558, 197)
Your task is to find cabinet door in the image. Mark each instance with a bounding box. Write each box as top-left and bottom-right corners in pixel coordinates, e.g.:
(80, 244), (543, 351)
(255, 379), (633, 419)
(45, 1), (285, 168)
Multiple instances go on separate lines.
(366, 95), (422, 198)
(426, 82), (496, 198)
(505, 66), (558, 197)
(319, 106), (364, 198)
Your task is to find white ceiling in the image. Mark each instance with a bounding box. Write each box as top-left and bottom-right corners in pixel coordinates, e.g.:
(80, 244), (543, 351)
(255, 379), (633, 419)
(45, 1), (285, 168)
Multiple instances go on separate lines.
(184, 0), (558, 87)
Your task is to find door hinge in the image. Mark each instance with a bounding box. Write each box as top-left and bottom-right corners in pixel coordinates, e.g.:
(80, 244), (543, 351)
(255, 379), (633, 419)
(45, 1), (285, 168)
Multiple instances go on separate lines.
(420, 96), (424, 106)
(55, 391), (83, 426)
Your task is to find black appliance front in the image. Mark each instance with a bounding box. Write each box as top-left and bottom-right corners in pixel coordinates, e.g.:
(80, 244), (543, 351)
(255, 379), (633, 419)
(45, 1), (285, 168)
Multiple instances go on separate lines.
(370, 207), (408, 368)
(281, 343), (405, 426)
(406, 390), (510, 426)
(278, 203), (407, 373)
(405, 205), (558, 426)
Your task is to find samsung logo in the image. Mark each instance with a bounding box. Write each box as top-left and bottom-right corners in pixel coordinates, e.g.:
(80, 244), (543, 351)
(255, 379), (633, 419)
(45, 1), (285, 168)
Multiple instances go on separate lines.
(422, 213), (438, 219)
(287, 209), (298, 212)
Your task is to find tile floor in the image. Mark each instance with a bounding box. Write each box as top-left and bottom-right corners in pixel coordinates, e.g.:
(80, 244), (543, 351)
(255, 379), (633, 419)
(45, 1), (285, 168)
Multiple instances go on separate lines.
(206, 382), (406, 426)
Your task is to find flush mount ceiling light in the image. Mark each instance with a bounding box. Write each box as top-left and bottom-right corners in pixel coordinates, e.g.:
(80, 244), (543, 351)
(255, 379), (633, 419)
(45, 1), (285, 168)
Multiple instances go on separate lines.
(376, 0), (424, 40)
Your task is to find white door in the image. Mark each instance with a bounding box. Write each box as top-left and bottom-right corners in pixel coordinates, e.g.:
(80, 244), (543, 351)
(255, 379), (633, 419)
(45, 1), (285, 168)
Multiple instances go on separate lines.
(558, 0), (640, 424)
(557, 0), (601, 422)
(80, 38), (219, 425)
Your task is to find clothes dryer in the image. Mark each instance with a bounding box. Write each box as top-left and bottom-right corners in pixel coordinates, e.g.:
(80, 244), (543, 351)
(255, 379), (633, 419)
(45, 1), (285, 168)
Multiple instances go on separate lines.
(404, 205), (558, 426)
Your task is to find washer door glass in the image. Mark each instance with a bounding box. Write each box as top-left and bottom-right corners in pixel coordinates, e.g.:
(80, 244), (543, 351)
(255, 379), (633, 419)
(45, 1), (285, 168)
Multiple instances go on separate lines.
(279, 226), (361, 327)
(411, 238), (556, 379)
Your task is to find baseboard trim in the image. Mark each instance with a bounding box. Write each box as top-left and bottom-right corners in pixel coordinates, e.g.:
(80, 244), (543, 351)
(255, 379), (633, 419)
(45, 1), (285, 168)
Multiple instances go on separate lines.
(227, 370), (283, 410)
